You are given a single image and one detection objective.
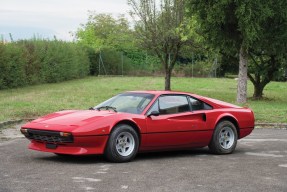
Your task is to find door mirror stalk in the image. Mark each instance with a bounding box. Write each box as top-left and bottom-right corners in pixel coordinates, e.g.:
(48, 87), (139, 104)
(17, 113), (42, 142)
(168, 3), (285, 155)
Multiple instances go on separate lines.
(148, 111), (160, 117)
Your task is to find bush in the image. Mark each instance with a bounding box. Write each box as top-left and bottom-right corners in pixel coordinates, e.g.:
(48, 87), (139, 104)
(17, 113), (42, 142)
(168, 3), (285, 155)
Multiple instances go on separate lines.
(124, 50), (162, 75)
(0, 43), (26, 89)
(174, 60), (216, 77)
(0, 40), (90, 89)
(90, 48), (162, 76)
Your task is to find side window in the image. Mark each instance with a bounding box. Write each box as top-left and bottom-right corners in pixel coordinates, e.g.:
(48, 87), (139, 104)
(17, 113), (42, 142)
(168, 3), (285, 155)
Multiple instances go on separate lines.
(189, 97), (212, 111)
(147, 100), (159, 114)
(159, 95), (190, 115)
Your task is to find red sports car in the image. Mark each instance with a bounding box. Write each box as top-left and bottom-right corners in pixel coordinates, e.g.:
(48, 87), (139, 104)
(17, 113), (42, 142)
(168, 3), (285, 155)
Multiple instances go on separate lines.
(21, 91), (255, 162)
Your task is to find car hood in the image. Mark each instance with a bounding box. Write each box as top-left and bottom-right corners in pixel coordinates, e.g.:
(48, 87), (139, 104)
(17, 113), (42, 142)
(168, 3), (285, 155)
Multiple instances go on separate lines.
(30, 110), (116, 127)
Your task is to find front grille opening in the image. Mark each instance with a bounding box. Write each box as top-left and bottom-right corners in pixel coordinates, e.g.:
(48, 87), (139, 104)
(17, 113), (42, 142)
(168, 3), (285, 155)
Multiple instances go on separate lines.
(25, 129), (73, 144)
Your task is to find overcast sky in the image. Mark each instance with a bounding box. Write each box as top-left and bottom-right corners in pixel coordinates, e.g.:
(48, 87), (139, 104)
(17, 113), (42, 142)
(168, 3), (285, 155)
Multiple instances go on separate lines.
(0, 0), (130, 41)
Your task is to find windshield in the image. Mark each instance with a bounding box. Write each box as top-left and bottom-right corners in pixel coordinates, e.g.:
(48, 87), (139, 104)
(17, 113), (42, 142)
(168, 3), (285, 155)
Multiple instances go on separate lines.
(94, 93), (155, 114)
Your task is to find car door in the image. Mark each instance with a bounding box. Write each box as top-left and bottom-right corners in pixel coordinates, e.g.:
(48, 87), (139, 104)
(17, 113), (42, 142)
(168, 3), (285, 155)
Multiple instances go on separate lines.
(145, 94), (208, 148)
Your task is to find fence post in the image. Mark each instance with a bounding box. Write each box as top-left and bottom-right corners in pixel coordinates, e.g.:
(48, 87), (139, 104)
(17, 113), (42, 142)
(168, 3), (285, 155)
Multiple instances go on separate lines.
(121, 52), (124, 76)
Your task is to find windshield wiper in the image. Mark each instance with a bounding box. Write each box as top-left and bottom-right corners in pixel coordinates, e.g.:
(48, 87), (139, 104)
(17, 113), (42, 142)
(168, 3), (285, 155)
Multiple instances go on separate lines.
(96, 106), (117, 112)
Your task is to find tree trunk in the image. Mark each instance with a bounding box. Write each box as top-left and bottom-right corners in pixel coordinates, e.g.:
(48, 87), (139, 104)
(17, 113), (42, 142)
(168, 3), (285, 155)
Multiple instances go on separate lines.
(164, 70), (171, 90)
(237, 45), (248, 103)
(253, 84), (264, 99)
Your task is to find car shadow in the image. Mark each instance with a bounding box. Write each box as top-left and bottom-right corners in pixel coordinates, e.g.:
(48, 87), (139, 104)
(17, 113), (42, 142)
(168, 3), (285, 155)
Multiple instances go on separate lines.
(135, 147), (212, 161)
(35, 154), (106, 164)
(35, 147), (215, 164)
(34, 146), (247, 164)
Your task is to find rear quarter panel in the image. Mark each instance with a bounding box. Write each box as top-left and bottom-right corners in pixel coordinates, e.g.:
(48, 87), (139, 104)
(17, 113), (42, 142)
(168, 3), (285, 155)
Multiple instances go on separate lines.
(205, 108), (255, 139)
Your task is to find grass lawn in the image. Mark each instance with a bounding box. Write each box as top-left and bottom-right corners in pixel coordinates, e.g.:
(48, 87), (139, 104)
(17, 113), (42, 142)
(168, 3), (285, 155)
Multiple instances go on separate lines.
(0, 76), (286, 123)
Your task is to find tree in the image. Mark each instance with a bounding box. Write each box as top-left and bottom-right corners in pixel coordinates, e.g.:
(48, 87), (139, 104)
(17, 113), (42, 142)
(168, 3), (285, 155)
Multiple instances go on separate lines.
(128, 0), (192, 90)
(74, 12), (134, 52)
(188, 1), (275, 103)
(248, 55), (286, 99)
(74, 13), (138, 75)
(247, 1), (287, 98)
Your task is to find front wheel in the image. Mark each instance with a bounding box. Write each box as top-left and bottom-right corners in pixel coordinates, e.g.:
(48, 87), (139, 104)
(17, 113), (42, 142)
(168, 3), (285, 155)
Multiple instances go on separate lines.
(208, 120), (238, 154)
(104, 124), (139, 163)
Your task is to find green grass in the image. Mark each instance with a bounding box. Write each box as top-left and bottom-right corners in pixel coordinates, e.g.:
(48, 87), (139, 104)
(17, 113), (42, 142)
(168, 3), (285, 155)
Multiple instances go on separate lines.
(0, 76), (286, 123)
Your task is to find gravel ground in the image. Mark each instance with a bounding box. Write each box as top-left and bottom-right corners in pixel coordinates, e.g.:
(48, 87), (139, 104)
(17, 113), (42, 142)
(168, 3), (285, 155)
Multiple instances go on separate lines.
(0, 126), (286, 192)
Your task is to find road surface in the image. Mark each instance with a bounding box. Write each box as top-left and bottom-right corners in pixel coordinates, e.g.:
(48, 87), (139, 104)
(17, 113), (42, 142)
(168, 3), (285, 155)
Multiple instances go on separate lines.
(0, 127), (286, 192)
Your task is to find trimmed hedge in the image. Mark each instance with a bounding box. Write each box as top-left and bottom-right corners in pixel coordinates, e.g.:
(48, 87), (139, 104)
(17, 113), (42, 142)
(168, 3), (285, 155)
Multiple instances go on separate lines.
(0, 40), (90, 89)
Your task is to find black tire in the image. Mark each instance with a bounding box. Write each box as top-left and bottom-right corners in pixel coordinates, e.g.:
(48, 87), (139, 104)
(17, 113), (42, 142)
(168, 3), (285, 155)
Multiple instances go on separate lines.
(104, 124), (139, 163)
(208, 120), (238, 154)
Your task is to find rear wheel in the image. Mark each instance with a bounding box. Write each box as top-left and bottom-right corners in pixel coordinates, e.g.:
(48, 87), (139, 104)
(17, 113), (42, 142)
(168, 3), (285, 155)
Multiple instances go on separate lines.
(104, 124), (139, 163)
(208, 120), (238, 154)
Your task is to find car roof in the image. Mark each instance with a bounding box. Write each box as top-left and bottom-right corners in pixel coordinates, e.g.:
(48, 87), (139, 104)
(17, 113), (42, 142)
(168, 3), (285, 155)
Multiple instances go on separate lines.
(126, 90), (241, 109)
(127, 90), (193, 96)
(126, 90), (206, 100)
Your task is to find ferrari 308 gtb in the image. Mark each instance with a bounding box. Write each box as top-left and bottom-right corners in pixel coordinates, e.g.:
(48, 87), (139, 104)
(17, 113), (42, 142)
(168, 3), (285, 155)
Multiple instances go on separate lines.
(21, 91), (255, 162)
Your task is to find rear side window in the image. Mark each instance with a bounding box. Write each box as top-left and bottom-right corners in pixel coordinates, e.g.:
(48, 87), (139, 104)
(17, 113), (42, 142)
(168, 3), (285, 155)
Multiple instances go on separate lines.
(189, 97), (212, 111)
(159, 95), (190, 115)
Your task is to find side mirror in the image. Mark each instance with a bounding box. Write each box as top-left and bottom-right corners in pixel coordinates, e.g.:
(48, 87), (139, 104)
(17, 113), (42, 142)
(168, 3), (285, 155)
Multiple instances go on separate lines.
(148, 111), (160, 117)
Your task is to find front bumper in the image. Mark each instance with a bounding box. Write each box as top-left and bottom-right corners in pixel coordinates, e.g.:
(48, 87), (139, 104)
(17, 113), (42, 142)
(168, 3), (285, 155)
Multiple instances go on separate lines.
(28, 135), (109, 155)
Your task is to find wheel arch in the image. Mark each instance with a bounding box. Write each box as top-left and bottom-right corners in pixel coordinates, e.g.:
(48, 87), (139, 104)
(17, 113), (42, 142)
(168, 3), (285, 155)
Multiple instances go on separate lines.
(215, 115), (240, 137)
(111, 120), (141, 143)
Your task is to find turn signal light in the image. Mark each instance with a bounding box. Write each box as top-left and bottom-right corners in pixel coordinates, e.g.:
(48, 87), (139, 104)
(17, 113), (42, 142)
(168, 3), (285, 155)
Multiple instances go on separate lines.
(60, 132), (71, 137)
(20, 128), (28, 134)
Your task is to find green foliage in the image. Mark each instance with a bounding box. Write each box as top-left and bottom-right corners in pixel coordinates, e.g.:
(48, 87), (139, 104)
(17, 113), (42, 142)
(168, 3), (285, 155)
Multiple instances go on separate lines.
(38, 41), (89, 83)
(174, 54), (219, 77)
(129, 0), (194, 90)
(238, 0), (287, 98)
(189, 0), (274, 52)
(74, 10), (200, 77)
(98, 48), (127, 75)
(124, 49), (162, 73)
(75, 12), (134, 52)
(173, 63), (204, 77)
(21, 40), (44, 84)
(74, 12), (161, 75)
(85, 46), (98, 75)
(188, 0), (287, 101)
(89, 48), (161, 76)
(0, 43), (26, 89)
(219, 54), (239, 76)
(0, 40), (90, 89)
